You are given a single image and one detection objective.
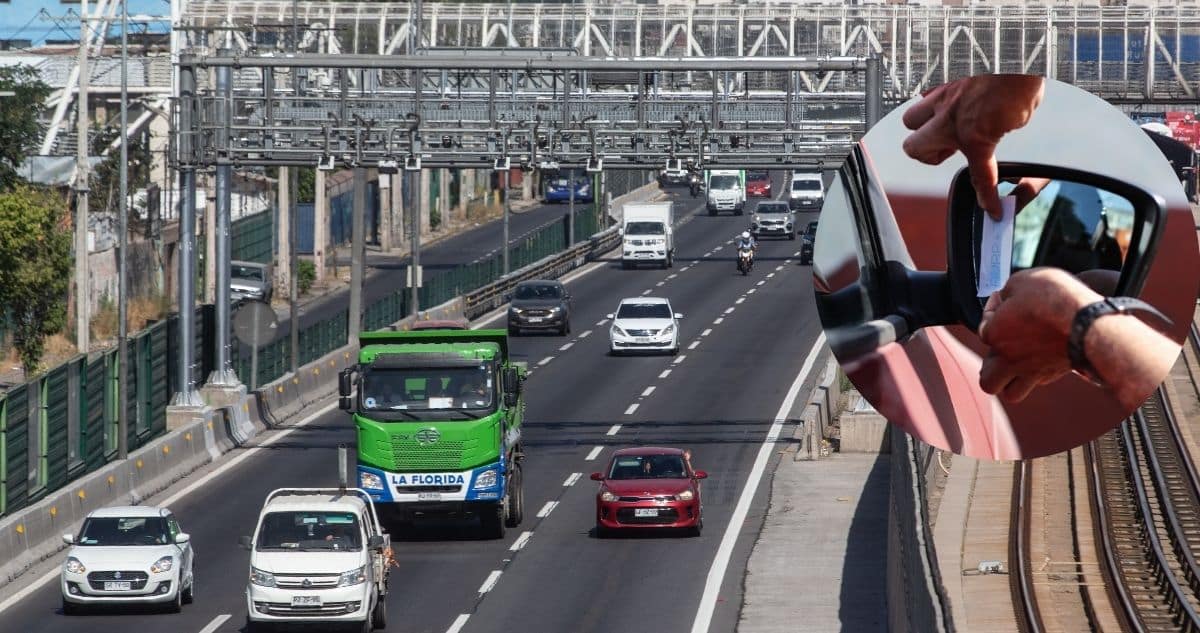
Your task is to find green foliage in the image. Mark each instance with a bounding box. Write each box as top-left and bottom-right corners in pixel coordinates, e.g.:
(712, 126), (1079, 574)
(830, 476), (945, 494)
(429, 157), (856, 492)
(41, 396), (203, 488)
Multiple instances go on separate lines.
(0, 185), (73, 374)
(297, 258), (316, 295)
(297, 168), (315, 203)
(0, 65), (52, 191)
(88, 125), (153, 230)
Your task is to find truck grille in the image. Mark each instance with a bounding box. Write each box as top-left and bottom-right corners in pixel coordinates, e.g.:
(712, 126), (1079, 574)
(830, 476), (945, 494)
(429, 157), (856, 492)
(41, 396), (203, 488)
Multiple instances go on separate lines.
(274, 573), (341, 589)
(386, 438), (474, 470)
(255, 601), (361, 617)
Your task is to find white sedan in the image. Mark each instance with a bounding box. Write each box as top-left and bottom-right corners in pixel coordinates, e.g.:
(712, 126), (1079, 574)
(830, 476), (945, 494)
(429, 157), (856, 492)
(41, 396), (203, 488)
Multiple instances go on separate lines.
(607, 297), (682, 355)
(61, 505), (195, 614)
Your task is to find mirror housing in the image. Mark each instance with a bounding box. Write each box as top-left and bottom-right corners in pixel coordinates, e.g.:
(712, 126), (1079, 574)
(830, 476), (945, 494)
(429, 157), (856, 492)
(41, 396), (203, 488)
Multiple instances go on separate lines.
(605, 313), (615, 320)
(947, 162), (1166, 331)
(367, 535), (385, 550)
(338, 368), (352, 397)
(590, 472), (604, 481)
(61, 533), (74, 545)
(502, 367), (521, 395)
(694, 470), (708, 480)
(503, 392), (519, 408)
(175, 532), (190, 544)
(239, 535), (253, 551)
(674, 313), (684, 319)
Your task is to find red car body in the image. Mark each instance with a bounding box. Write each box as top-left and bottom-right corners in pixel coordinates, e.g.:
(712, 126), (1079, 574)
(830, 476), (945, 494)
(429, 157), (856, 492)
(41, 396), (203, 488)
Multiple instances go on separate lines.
(745, 174), (772, 198)
(591, 447), (706, 535)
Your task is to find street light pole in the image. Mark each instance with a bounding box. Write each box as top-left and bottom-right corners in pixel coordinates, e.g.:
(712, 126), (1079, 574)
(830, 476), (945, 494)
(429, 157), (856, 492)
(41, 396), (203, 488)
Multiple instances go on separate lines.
(117, 0), (129, 458)
(75, 0), (91, 356)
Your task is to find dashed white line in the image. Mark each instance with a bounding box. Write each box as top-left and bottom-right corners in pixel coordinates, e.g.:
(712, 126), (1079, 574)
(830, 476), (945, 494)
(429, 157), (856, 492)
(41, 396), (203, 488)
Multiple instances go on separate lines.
(724, 307), (735, 314)
(198, 615), (232, 633)
(559, 342), (574, 352)
(767, 272), (776, 279)
(703, 252), (713, 258)
(656, 281), (665, 287)
(701, 328), (712, 337)
(537, 501), (560, 517)
(624, 403), (640, 415)
(688, 340), (700, 350)
(680, 266), (691, 271)
(658, 369), (672, 379)
(586, 446), (604, 460)
(713, 318), (724, 325)
(596, 319), (609, 326)
(775, 265), (785, 271)
(478, 571), (503, 594)
(793, 250), (802, 256)
(641, 386), (656, 397)
(673, 355), (687, 365)
(747, 289), (757, 295)
(713, 246), (723, 251)
(538, 356), (554, 366)
(756, 280), (766, 286)
(447, 615), (471, 633)
(509, 531), (533, 551)
(735, 297), (745, 305)
(579, 329), (592, 338)
(564, 472), (583, 487)
(784, 260), (792, 264)
(668, 273), (678, 280)
(641, 289), (652, 295)
(607, 424), (623, 435)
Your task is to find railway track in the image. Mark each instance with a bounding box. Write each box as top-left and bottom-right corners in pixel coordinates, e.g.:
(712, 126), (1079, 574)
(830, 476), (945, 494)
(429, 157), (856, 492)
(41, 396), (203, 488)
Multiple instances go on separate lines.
(1012, 459), (1045, 633)
(1088, 389), (1200, 632)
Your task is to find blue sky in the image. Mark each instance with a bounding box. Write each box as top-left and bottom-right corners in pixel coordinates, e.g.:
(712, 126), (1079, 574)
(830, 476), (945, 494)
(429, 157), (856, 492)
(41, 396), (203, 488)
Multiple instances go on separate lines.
(0, 0), (170, 47)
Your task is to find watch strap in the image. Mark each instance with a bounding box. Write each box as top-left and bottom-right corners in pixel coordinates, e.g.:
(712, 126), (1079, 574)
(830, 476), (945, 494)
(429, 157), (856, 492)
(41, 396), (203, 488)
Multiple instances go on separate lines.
(1067, 297), (1174, 383)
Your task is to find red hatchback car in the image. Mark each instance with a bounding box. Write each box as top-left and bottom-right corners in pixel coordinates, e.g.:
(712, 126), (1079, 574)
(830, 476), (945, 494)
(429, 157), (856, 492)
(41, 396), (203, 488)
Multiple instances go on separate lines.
(591, 447), (706, 537)
(745, 170), (772, 198)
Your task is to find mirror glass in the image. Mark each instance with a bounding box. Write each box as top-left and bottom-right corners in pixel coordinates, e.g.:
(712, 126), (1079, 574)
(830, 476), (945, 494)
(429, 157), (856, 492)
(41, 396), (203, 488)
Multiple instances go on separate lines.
(1005, 179), (1135, 277)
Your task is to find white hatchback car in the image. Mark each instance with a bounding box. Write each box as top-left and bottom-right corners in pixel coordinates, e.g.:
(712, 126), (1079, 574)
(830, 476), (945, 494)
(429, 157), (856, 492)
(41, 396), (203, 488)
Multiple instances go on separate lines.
(607, 297), (682, 355)
(61, 505), (195, 614)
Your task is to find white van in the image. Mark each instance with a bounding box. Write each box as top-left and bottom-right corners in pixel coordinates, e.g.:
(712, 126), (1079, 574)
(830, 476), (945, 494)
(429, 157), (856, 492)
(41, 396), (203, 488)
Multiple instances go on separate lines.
(789, 172), (825, 210)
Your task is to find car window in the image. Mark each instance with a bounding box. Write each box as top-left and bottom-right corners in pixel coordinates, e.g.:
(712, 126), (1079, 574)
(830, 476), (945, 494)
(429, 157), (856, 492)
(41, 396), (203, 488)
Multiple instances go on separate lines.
(256, 511), (363, 551)
(792, 178), (822, 191)
(755, 203), (789, 214)
(616, 303), (671, 319)
(232, 265), (264, 281)
(608, 454), (688, 479)
(625, 221), (665, 235)
(166, 515), (181, 539)
(78, 517), (172, 546)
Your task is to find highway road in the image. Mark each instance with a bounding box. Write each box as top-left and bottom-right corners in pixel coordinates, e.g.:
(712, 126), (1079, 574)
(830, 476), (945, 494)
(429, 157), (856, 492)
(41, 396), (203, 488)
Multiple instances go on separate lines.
(2, 172), (827, 633)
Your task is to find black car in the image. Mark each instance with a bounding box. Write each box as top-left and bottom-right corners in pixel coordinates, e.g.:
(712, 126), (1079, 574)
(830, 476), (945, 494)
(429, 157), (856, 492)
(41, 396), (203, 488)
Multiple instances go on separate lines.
(799, 221), (818, 265)
(508, 280), (572, 336)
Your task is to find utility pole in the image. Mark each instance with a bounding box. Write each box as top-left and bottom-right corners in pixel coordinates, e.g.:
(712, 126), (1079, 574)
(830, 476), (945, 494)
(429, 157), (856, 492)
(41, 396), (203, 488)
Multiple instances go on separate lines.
(117, 0), (129, 458)
(408, 0), (423, 317)
(209, 46), (237, 386)
(74, 0), (91, 355)
(502, 169), (510, 274)
(288, 0), (299, 374)
(348, 166), (366, 339)
(568, 171), (576, 247)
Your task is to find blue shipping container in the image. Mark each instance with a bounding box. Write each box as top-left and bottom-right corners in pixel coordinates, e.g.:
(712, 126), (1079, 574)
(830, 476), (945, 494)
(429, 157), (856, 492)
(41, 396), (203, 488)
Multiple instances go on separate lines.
(1074, 32), (1199, 64)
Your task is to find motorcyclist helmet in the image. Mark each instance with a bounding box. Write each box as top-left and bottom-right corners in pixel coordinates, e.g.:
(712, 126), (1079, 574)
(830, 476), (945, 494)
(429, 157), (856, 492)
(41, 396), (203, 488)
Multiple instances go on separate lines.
(741, 231), (750, 239)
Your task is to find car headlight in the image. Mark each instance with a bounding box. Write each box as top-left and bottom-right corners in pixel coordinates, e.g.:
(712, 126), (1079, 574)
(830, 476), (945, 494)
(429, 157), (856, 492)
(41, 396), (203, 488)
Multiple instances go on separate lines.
(511, 307), (524, 314)
(250, 567), (276, 588)
(611, 325), (627, 337)
(600, 491), (617, 502)
(338, 566), (367, 587)
(360, 471), (384, 490)
(65, 557), (86, 574)
(474, 469), (498, 490)
(661, 324), (675, 336)
(548, 305), (562, 313)
(151, 556), (174, 574)
(676, 490), (695, 501)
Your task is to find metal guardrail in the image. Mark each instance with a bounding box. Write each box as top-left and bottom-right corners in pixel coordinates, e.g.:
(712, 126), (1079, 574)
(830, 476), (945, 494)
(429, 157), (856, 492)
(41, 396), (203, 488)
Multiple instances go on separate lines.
(463, 225), (620, 320)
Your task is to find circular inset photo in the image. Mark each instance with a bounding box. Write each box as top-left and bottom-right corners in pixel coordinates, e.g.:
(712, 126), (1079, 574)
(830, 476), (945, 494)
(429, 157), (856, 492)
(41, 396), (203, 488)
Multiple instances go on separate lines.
(813, 74), (1199, 460)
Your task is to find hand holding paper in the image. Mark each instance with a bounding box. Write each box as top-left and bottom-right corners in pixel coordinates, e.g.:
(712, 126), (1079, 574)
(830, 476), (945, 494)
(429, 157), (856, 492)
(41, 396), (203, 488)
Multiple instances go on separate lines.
(977, 196), (1016, 298)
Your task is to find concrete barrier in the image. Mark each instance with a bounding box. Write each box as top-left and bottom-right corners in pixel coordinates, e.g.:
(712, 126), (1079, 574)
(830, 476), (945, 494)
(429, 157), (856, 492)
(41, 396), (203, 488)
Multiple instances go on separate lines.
(839, 393), (892, 453)
(608, 182), (669, 226)
(792, 355), (840, 461)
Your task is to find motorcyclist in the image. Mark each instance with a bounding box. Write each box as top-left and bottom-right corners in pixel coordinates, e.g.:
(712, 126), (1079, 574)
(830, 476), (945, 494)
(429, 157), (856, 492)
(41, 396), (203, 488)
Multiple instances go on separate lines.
(737, 231), (757, 254)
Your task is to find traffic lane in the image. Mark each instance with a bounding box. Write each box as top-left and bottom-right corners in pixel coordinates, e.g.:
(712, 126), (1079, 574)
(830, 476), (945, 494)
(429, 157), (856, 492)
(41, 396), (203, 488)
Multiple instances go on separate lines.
(462, 241), (820, 633)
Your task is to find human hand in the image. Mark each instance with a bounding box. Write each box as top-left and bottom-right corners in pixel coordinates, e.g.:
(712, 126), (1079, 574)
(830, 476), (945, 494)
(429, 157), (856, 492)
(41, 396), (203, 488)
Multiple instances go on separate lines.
(977, 267), (1102, 402)
(902, 74), (1046, 219)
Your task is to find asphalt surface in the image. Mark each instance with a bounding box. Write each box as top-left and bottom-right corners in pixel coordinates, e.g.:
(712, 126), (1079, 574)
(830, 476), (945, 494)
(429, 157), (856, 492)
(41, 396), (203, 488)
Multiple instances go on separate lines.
(3, 172), (828, 633)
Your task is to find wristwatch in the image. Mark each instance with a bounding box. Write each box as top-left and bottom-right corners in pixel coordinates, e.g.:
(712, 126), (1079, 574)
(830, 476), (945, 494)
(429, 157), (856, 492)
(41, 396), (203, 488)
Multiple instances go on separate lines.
(1067, 296), (1174, 386)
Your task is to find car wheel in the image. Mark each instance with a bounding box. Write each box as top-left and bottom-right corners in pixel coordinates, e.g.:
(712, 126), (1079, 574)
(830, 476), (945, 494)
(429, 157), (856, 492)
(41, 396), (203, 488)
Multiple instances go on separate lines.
(788, 233), (796, 241)
(245, 616), (269, 633)
(560, 321), (571, 336)
(182, 576), (194, 604)
(166, 585), (183, 613)
(595, 523), (609, 539)
(371, 595), (388, 630)
(61, 598), (83, 616)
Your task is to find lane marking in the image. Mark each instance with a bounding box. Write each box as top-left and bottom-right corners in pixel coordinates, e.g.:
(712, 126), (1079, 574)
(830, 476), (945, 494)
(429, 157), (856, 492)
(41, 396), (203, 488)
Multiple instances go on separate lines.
(596, 319), (609, 326)
(579, 330), (592, 339)
(564, 472), (583, 487)
(641, 386), (656, 397)
(703, 252), (712, 258)
(607, 424), (622, 436)
(689, 332), (827, 633)
(713, 246), (723, 252)
(586, 446), (604, 461)
(199, 614), (232, 633)
(668, 274), (678, 280)
(559, 342), (574, 351)
(747, 289), (756, 295)
(756, 280), (765, 286)
(472, 246), (618, 327)
(713, 318), (724, 325)
(537, 501), (560, 518)
(766, 272), (776, 279)
(641, 289), (652, 295)
(538, 356), (554, 366)
(775, 265), (784, 271)
(735, 297), (745, 305)
(688, 341), (700, 350)
(658, 369), (672, 379)
(447, 615), (471, 633)
(509, 531), (533, 552)
(680, 266), (691, 272)
(673, 355), (687, 365)
(656, 281), (665, 287)
(701, 328), (712, 337)
(724, 307), (735, 314)
(784, 260), (792, 264)
(793, 251), (801, 256)
(624, 403), (640, 415)
(478, 571), (502, 594)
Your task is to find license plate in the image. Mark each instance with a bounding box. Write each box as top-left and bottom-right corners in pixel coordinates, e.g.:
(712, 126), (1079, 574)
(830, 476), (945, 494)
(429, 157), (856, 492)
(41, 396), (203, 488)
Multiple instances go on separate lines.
(634, 508), (658, 518)
(528, 317), (544, 323)
(104, 581), (132, 591)
(418, 492), (442, 501)
(292, 595), (322, 607)
(635, 337), (651, 343)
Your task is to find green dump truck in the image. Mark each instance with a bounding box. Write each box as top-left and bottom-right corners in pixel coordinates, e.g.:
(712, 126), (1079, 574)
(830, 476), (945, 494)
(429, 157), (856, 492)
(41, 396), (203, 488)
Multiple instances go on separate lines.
(338, 329), (527, 538)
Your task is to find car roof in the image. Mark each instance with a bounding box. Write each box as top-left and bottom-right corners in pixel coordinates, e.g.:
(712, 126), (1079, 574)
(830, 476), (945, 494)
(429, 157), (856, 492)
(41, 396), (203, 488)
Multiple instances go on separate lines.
(619, 296), (669, 305)
(755, 202), (789, 210)
(791, 172), (822, 180)
(262, 494), (367, 515)
(612, 446), (687, 457)
(88, 505), (169, 519)
(516, 279), (562, 288)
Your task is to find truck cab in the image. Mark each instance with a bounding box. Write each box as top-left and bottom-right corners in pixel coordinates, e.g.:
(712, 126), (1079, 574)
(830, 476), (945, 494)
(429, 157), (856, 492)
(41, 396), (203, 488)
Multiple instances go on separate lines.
(620, 202), (675, 269)
(706, 169), (746, 215)
(242, 488), (390, 632)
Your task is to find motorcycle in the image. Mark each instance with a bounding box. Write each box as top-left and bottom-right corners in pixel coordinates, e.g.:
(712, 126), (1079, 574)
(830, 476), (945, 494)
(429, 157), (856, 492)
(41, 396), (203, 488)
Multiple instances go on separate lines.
(736, 245), (755, 275)
(689, 173), (703, 198)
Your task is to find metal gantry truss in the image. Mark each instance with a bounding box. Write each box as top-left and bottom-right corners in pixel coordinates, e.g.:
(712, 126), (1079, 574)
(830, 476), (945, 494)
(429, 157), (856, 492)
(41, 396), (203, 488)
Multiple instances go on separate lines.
(178, 52), (882, 171)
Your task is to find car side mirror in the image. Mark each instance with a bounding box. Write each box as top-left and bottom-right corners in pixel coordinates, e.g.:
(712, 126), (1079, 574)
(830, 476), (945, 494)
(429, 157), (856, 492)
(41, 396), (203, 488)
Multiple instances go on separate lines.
(504, 392), (518, 408)
(605, 313), (614, 320)
(694, 470), (708, 480)
(175, 532), (190, 544)
(946, 162), (1166, 331)
(367, 535), (385, 550)
(590, 472), (604, 481)
(503, 367), (521, 395)
(62, 533), (74, 545)
(674, 313), (684, 319)
(338, 368), (354, 412)
(239, 535), (252, 551)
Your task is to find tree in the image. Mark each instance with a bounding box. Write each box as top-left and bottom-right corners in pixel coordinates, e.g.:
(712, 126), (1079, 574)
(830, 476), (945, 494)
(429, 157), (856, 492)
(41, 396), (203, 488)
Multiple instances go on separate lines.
(0, 185), (73, 375)
(0, 65), (53, 191)
(88, 123), (153, 233)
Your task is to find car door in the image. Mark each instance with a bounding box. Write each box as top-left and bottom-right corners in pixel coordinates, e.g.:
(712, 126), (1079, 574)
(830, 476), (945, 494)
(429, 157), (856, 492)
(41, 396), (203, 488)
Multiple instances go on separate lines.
(165, 513), (192, 583)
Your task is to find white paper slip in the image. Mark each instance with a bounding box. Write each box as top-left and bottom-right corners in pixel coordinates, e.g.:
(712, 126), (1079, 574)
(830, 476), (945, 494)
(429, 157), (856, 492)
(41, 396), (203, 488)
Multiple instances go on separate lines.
(977, 195), (1016, 298)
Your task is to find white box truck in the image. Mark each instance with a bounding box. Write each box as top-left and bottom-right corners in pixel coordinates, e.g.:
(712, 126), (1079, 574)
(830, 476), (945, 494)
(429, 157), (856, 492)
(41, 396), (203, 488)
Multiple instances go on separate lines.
(705, 169), (746, 216)
(621, 202), (675, 269)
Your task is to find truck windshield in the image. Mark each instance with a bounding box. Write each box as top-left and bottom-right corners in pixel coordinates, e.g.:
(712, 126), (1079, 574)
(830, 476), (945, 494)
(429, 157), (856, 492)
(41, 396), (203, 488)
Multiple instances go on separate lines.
(256, 511), (362, 551)
(625, 222), (664, 235)
(77, 516), (172, 546)
(361, 364), (496, 413)
(709, 175), (739, 190)
(792, 179), (822, 191)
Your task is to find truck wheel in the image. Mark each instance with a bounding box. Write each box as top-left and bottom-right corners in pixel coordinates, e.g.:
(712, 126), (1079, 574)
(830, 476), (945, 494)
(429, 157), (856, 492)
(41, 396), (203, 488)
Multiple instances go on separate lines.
(482, 504), (506, 539)
(506, 463), (525, 528)
(371, 595), (388, 629)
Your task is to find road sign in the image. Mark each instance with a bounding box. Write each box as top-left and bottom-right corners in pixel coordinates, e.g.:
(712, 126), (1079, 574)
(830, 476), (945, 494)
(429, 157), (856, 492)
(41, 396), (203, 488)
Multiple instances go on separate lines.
(233, 300), (279, 347)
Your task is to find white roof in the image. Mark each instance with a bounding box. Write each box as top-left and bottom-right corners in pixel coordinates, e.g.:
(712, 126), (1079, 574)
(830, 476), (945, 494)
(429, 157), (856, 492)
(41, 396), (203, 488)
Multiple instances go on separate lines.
(262, 493), (367, 515)
(620, 296), (669, 305)
(88, 505), (169, 519)
(791, 172), (822, 180)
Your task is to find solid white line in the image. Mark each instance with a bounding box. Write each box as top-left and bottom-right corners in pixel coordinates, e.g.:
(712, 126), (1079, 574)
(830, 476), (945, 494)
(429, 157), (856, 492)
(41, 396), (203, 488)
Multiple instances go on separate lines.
(559, 342), (574, 351)
(688, 341), (700, 350)
(713, 318), (723, 325)
(579, 330), (592, 338)
(538, 356), (554, 366)
(585, 446), (604, 461)
(198, 614), (232, 633)
(673, 355), (687, 365)
(641, 386), (656, 397)
(564, 472), (583, 487)
(689, 332), (827, 633)
(735, 297), (745, 305)
(478, 570), (503, 594)
(766, 272), (776, 279)
(724, 307), (735, 314)
(537, 501), (559, 517)
(658, 369), (672, 379)
(624, 403), (640, 415)
(447, 615), (471, 633)
(756, 280), (765, 286)
(607, 424), (622, 436)
(509, 531), (533, 552)
(701, 328), (712, 337)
